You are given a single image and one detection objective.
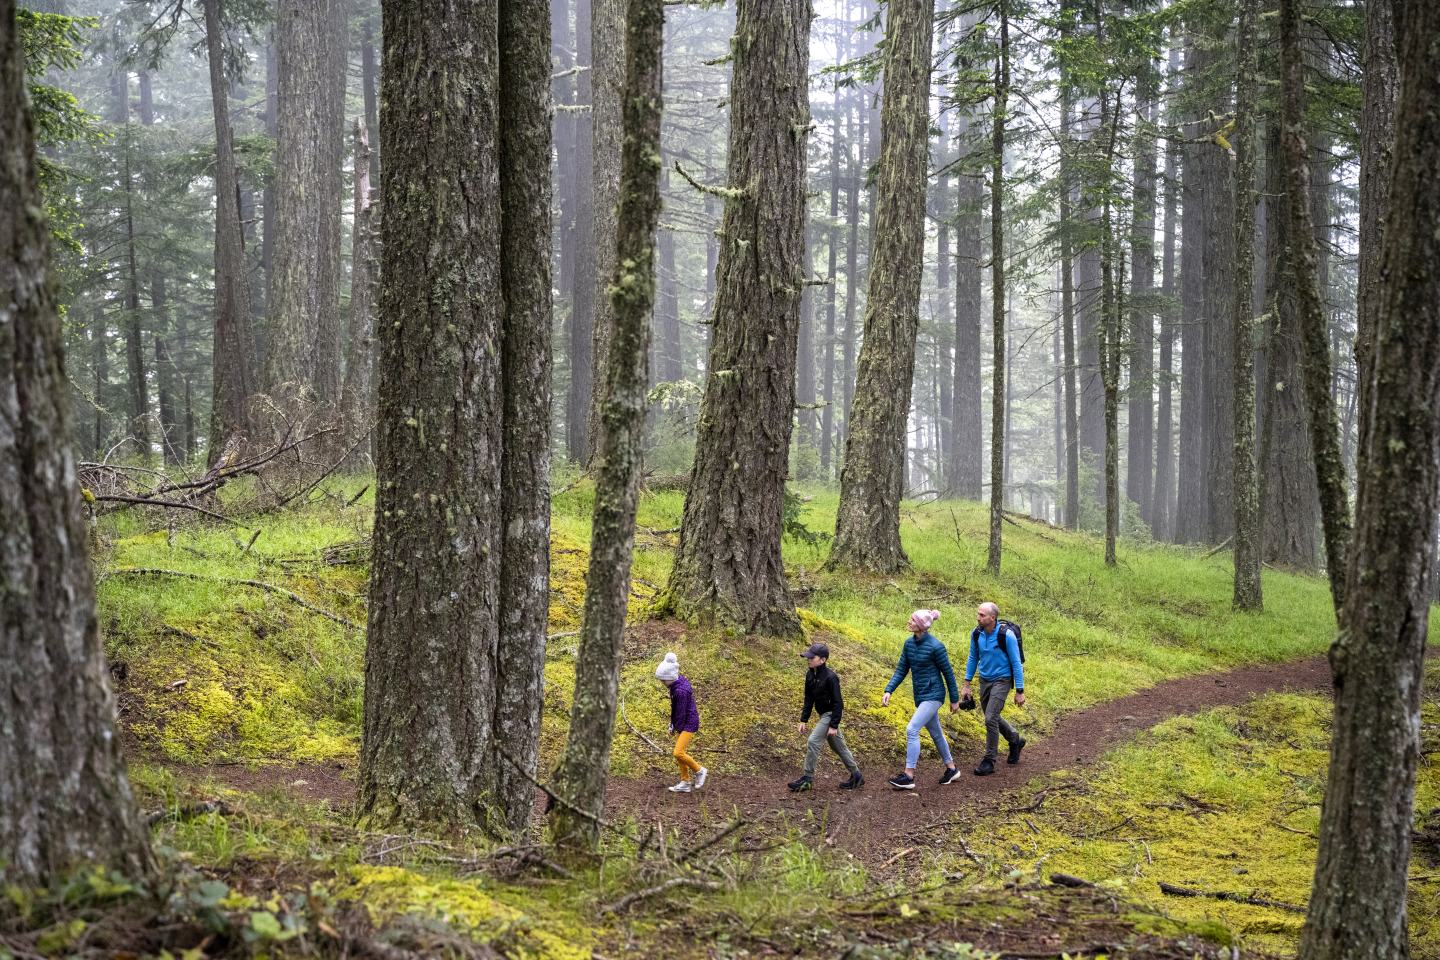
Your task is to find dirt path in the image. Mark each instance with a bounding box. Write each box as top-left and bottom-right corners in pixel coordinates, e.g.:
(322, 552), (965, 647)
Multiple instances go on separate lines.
(603, 653), (1334, 858)
(154, 654), (1334, 859)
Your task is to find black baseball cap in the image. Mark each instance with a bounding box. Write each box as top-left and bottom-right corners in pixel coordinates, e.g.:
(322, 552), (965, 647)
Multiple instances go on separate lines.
(802, 642), (829, 660)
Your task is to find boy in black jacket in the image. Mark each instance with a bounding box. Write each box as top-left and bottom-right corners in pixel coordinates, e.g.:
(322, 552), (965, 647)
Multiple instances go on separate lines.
(789, 643), (864, 791)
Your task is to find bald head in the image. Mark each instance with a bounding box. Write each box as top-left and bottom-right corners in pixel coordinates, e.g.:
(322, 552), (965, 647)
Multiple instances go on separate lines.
(976, 602), (999, 631)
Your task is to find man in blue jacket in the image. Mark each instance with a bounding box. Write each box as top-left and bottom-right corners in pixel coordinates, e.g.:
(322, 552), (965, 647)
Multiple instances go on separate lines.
(882, 609), (961, 789)
(962, 602), (1026, 776)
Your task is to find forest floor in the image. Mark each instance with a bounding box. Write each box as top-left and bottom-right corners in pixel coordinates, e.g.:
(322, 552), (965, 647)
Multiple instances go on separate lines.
(34, 473), (1439, 959)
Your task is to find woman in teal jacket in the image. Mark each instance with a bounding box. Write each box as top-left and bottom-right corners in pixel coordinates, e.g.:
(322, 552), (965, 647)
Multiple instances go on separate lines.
(881, 609), (961, 789)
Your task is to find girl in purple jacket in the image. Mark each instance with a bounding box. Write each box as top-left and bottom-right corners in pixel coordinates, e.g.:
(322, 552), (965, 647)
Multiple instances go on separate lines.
(656, 652), (707, 793)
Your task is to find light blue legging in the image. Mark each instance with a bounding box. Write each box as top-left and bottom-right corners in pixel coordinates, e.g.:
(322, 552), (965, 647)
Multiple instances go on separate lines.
(905, 699), (953, 769)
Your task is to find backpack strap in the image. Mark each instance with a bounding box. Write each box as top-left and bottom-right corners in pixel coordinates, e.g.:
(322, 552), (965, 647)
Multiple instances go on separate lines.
(973, 622), (1020, 681)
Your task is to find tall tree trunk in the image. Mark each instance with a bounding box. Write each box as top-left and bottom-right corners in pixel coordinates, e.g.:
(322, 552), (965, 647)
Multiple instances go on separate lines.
(0, 0), (153, 884)
(202, 0), (255, 459)
(340, 120), (377, 444)
(934, 137), (952, 485)
(494, 0), (555, 838)
(1153, 40), (1177, 539)
(1260, 124), (1321, 568)
(841, 94), (861, 451)
(1231, 0), (1262, 609)
(1174, 29), (1209, 543)
(1201, 50), (1237, 546)
(265, 0), (347, 410)
(549, 0), (662, 849)
(91, 303), (107, 454)
(1127, 88), (1156, 523)
(986, 1), (1009, 573)
(1278, 0), (1351, 613)
(1059, 76), (1079, 527)
(830, 0), (935, 573)
(821, 68), (843, 478)
(361, 18), (380, 185)
(119, 127), (151, 458)
(666, 0), (808, 636)
(1097, 89), (1119, 568)
(1299, 4), (1440, 953)
(360, 0), (552, 837)
(583, 0), (630, 461)
(655, 167), (682, 385)
(797, 226), (817, 457)
(567, 0), (595, 461)
(260, 32), (276, 351)
(1352, 0), (1397, 510)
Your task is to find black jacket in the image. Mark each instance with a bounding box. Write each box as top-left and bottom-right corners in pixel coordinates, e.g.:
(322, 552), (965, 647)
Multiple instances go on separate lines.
(801, 664), (844, 728)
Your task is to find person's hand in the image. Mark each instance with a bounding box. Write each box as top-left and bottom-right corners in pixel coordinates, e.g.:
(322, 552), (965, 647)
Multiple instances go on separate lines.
(961, 682), (972, 699)
(796, 722), (807, 736)
(827, 727), (838, 737)
(881, 692), (891, 707)
(1015, 691), (1027, 708)
(668, 725), (675, 735)
(949, 701), (959, 714)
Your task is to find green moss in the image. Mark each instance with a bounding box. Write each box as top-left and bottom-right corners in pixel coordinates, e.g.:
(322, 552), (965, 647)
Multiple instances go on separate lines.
(337, 865), (590, 960)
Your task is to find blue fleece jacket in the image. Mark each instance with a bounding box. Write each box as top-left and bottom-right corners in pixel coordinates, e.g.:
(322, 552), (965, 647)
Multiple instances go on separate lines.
(884, 632), (960, 705)
(965, 625), (1024, 690)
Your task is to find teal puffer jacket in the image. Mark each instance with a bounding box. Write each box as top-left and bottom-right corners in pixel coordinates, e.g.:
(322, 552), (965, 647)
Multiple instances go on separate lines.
(884, 632), (960, 706)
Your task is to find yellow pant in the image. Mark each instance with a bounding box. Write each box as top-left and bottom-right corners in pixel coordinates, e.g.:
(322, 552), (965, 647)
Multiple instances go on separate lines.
(673, 731), (701, 779)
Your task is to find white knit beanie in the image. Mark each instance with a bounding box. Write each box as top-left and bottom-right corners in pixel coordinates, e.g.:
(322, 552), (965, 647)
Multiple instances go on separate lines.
(655, 651), (680, 682)
(909, 609), (941, 631)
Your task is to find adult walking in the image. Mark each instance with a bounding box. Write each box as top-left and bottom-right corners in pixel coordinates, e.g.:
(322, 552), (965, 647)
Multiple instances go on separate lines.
(882, 609), (961, 789)
(962, 602), (1026, 776)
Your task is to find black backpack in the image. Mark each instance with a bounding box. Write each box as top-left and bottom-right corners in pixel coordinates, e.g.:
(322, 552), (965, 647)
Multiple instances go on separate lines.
(970, 619), (1025, 677)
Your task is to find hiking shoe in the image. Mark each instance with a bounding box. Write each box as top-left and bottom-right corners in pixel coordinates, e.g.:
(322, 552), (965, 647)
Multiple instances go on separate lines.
(695, 767), (709, 789)
(839, 772), (864, 791)
(1007, 737), (1026, 765)
(788, 775), (813, 792)
(939, 766), (961, 785)
(667, 780), (693, 793)
(973, 758), (996, 777)
(888, 773), (915, 790)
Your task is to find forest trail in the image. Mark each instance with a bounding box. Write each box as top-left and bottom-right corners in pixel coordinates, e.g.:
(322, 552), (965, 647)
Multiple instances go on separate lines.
(165, 652), (1334, 863)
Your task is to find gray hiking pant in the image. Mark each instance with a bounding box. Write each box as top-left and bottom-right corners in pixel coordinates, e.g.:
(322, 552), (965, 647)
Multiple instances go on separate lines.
(980, 677), (1020, 760)
(804, 712), (860, 777)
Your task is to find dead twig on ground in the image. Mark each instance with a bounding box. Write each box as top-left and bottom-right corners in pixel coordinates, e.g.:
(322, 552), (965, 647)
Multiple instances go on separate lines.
(604, 876), (725, 914)
(1157, 880), (1304, 913)
(103, 568), (361, 631)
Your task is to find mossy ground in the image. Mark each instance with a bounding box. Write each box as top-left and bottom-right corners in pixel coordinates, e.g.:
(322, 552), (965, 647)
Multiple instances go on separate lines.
(78, 474), (1440, 957)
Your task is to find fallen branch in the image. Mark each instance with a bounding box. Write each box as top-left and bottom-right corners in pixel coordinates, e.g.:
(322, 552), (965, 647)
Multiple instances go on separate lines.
(495, 746), (613, 833)
(1048, 872), (1095, 888)
(1201, 535), (1235, 559)
(620, 693), (667, 756)
(1157, 881), (1304, 913)
(603, 876), (724, 914)
(104, 568), (361, 631)
(675, 816), (748, 865)
(90, 493), (249, 528)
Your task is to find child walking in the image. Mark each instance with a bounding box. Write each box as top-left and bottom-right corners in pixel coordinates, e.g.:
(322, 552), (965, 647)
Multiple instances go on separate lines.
(788, 642), (864, 792)
(656, 652), (707, 793)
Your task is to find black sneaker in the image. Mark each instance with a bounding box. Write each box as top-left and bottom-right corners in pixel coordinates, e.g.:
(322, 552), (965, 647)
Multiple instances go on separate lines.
(1007, 736), (1026, 765)
(787, 775), (813, 792)
(973, 757), (996, 777)
(839, 772), (864, 791)
(938, 766), (961, 785)
(888, 773), (915, 790)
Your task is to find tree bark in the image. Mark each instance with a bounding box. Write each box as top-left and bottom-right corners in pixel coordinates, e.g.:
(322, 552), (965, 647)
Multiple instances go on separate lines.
(495, 0), (555, 838)
(1058, 74), (1079, 527)
(1231, 0), (1262, 609)
(340, 120), (377, 446)
(549, 0), (662, 850)
(1152, 35), (1179, 541)
(1278, 0), (1350, 612)
(265, 0), (347, 410)
(1260, 123), (1321, 569)
(202, 0), (255, 460)
(567, 0), (595, 461)
(0, 0), (153, 884)
(986, 1), (1009, 573)
(584, 0), (630, 462)
(361, 18), (380, 185)
(1299, 5), (1440, 954)
(830, 0), (935, 573)
(1127, 88), (1156, 524)
(821, 67), (843, 478)
(666, 0), (809, 636)
(1174, 29), (1209, 544)
(1352, 0), (1396, 515)
(1097, 88), (1119, 568)
(360, 0), (551, 837)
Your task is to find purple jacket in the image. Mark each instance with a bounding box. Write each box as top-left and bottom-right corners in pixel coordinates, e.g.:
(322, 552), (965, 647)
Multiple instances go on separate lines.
(669, 676), (700, 734)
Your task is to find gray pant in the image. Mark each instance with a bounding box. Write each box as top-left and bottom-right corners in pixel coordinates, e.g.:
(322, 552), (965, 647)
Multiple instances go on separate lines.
(980, 677), (1020, 760)
(804, 712), (860, 777)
